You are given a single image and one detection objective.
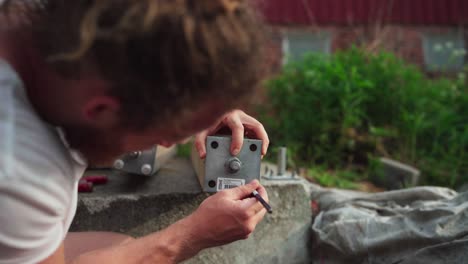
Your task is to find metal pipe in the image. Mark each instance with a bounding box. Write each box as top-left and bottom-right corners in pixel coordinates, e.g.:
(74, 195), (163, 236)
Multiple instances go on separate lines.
(277, 147), (287, 176)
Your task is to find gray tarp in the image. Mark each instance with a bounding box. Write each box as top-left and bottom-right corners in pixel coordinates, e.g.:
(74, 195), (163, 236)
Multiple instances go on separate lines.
(310, 186), (468, 264)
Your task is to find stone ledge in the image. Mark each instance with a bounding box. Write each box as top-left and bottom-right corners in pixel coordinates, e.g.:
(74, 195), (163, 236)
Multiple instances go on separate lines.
(71, 158), (312, 264)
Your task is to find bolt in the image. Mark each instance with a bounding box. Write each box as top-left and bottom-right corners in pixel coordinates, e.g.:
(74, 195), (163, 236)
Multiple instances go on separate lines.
(113, 159), (125, 170)
(208, 180), (216, 188)
(141, 164), (153, 175)
(128, 151), (141, 159)
(211, 141), (219, 149)
(227, 158), (242, 173)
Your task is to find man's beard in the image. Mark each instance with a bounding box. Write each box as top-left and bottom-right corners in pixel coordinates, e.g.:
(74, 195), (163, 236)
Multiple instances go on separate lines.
(61, 125), (127, 167)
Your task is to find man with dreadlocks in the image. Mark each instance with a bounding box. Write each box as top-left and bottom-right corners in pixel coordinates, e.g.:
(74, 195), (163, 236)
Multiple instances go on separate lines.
(0, 0), (270, 263)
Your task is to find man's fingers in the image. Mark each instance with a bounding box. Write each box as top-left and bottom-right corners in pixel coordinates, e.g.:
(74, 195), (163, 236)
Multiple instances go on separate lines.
(194, 130), (209, 158)
(254, 184), (269, 203)
(239, 114), (270, 156)
(250, 206), (267, 224)
(224, 180), (260, 199)
(245, 125), (269, 156)
(245, 184), (269, 215)
(237, 197), (258, 209)
(236, 193), (270, 224)
(236, 189), (269, 217)
(225, 114), (245, 156)
(193, 110), (269, 158)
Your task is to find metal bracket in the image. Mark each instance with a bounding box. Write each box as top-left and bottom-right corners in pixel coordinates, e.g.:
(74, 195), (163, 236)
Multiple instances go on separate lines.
(113, 146), (159, 176)
(193, 136), (262, 192)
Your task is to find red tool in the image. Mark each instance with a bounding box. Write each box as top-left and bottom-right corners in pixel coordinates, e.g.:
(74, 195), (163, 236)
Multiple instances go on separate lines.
(78, 180), (93, 193)
(82, 175), (108, 185)
(78, 175), (108, 192)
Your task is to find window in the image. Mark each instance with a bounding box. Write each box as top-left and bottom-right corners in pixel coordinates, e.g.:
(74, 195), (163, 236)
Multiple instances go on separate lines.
(282, 30), (331, 62)
(422, 31), (466, 72)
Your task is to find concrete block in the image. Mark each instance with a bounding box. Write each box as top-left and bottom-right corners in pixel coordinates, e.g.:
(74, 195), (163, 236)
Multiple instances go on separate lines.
(71, 158), (312, 264)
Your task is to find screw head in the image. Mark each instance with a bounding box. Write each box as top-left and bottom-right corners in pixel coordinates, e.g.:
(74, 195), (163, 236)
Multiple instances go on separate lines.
(208, 180), (216, 188)
(141, 164), (153, 175)
(211, 141), (219, 149)
(113, 159), (125, 170)
(249, 144), (258, 152)
(227, 158), (242, 173)
(128, 151), (141, 159)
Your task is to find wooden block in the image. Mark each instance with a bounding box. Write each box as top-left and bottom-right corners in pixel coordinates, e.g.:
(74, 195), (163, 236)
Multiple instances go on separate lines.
(153, 145), (178, 172)
(90, 145), (177, 174)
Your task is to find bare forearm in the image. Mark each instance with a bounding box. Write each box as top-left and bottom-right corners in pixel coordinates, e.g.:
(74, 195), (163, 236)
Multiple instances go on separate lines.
(54, 181), (267, 264)
(70, 216), (202, 264)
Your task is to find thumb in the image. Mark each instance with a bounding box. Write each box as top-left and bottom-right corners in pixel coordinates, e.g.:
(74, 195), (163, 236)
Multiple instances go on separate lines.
(194, 130), (209, 158)
(224, 180), (260, 200)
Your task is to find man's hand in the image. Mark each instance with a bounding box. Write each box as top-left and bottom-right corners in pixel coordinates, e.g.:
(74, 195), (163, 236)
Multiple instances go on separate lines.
(183, 180), (269, 250)
(40, 180), (269, 264)
(194, 110), (269, 158)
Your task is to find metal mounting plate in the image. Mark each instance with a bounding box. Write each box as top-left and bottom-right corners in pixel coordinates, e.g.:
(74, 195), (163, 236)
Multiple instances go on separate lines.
(113, 146), (158, 176)
(202, 136), (262, 192)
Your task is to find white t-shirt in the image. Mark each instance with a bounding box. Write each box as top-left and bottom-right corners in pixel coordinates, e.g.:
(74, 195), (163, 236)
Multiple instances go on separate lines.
(0, 60), (87, 263)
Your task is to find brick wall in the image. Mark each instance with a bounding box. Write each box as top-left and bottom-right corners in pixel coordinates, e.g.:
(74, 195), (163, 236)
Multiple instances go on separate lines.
(269, 25), (467, 71)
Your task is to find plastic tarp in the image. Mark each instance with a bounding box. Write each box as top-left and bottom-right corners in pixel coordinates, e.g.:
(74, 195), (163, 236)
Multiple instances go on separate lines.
(310, 186), (468, 264)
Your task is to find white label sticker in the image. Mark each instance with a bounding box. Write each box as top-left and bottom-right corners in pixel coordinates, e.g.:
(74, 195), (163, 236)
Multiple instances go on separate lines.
(216, 178), (245, 191)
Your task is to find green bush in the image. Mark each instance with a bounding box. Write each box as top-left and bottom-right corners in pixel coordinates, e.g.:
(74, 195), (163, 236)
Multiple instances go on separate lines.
(259, 48), (468, 188)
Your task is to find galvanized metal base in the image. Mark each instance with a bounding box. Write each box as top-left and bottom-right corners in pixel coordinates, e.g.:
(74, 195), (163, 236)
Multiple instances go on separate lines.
(113, 146), (159, 176)
(260, 148), (300, 181)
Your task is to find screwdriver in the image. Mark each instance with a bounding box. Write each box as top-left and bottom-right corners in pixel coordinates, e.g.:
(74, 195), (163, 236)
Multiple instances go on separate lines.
(252, 190), (273, 214)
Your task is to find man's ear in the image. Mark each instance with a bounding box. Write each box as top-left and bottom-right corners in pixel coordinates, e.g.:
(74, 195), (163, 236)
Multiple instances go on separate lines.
(82, 96), (121, 128)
